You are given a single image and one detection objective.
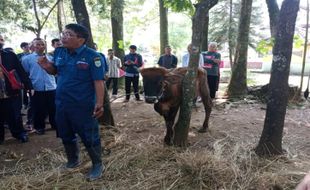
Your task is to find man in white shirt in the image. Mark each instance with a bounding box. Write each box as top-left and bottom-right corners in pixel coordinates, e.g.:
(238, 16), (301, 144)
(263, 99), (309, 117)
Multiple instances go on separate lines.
(181, 43), (204, 67)
(105, 49), (121, 99)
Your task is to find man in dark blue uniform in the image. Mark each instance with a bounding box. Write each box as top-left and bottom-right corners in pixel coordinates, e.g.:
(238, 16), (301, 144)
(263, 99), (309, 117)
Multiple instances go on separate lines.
(37, 24), (106, 181)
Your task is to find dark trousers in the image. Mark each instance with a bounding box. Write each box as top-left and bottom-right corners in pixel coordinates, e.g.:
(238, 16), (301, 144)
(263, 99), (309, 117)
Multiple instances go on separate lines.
(56, 104), (100, 147)
(32, 90), (57, 131)
(207, 75), (219, 99)
(106, 77), (119, 95)
(22, 89), (29, 107)
(125, 76), (140, 100)
(0, 96), (27, 142)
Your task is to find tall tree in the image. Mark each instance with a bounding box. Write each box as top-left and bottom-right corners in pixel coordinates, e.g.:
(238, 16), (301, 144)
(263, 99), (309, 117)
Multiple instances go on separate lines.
(226, 0), (252, 97)
(164, 0), (217, 50)
(201, 1), (217, 51)
(57, 0), (65, 34)
(228, 0), (234, 69)
(71, 0), (95, 48)
(111, 0), (125, 63)
(159, 0), (169, 55)
(255, 0), (300, 156)
(173, 0), (218, 147)
(298, 0), (309, 99)
(265, 0), (280, 38)
(29, 0), (60, 37)
(71, 0), (114, 126)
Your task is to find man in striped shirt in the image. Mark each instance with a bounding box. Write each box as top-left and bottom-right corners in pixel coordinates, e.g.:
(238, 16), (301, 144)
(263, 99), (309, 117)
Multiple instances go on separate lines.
(105, 49), (121, 99)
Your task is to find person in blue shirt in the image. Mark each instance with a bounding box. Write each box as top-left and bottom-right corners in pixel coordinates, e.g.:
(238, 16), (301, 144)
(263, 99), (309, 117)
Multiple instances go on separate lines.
(22, 38), (57, 135)
(37, 24), (106, 181)
(123, 45), (143, 102)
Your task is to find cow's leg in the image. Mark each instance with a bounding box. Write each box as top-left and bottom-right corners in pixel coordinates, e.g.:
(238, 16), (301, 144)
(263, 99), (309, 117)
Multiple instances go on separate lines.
(198, 76), (213, 133)
(163, 106), (179, 145)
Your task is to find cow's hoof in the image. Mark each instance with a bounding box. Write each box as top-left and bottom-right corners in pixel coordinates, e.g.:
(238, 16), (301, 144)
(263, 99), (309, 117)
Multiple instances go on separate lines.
(197, 127), (207, 133)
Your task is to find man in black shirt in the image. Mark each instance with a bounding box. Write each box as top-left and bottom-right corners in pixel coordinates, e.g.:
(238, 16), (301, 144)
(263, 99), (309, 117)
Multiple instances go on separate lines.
(0, 35), (32, 144)
(17, 42), (30, 61)
(157, 45), (178, 69)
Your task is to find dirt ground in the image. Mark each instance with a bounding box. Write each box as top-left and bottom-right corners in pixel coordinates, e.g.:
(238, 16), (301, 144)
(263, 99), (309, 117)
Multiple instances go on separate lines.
(1, 89), (309, 167)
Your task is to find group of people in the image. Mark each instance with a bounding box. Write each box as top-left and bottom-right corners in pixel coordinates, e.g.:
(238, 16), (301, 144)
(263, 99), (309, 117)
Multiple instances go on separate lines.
(158, 43), (221, 99)
(1, 24), (310, 187)
(0, 24), (108, 181)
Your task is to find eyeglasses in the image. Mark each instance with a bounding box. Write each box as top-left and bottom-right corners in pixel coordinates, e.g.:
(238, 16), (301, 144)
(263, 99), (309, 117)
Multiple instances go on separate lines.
(60, 32), (78, 38)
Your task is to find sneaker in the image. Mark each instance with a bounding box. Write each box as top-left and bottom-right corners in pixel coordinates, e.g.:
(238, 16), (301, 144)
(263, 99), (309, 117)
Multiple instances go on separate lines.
(136, 98), (143, 102)
(123, 99), (129, 103)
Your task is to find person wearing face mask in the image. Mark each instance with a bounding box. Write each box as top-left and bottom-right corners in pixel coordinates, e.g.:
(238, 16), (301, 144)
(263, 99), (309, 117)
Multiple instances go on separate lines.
(0, 34), (32, 144)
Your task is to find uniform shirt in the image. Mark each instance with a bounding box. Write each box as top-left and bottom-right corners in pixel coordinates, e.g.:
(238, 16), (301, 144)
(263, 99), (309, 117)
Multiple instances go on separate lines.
(106, 56), (121, 78)
(22, 52), (56, 91)
(202, 51), (221, 76)
(182, 53), (204, 68)
(124, 53), (143, 77)
(53, 45), (106, 106)
(0, 49), (32, 98)
(157, 54), (178, 69)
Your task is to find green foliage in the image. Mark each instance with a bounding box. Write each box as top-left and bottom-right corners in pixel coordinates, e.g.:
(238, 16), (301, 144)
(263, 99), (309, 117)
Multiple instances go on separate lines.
(163, 0), (194, 15)
(88, 0), (109, 19)
(0, 0), (60, 36)
(169, 19), (191, 52)
(293, 34), (303, 48)
(117, 40), (124, 50)
(256, 38), (274, 55)
(209, 0), (265, 51)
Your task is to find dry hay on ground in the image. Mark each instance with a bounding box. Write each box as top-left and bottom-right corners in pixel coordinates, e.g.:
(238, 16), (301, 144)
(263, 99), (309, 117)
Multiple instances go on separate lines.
(0, 99), (309, 190)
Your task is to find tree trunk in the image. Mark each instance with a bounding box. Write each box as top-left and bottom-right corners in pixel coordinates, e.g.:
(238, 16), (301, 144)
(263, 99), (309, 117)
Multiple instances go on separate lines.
(71, 0), (115, 126)
(71, 0), (95, 49)
(265, 0), (280, 38)
(159, 0), (169, 55)
(111, 0), (125, 64)
(297, 0), (309, 98)
(227, 0), (252, 97)
(173, 0), (218, 147)
(228, 0), (233, 71)
(98, 86), (115, 126)
(255, 0), (300, 156)
(201, 15), (209, 51)
(200, 1), (217, 52)
(57, 0), (64, 34)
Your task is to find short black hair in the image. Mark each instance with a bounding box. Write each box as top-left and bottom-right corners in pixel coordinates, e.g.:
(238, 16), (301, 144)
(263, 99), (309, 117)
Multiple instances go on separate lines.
(129, 45), (137, 50)
(108, 49), (113, 52)
(20, 42), (29, 48)
(51, 38), (60, 45)
(33, 37), (44, 41)
(65, 23), (89, 43)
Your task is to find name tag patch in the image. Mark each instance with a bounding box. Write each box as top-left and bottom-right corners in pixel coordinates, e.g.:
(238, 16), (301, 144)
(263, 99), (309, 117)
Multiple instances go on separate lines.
(76, 61), (89, 69)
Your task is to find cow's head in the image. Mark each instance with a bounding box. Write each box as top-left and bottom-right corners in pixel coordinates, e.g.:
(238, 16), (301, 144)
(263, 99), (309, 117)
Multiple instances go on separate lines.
(140, 67), (168, 103)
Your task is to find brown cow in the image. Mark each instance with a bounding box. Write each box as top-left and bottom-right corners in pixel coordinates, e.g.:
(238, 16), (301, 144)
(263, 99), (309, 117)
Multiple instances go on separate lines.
(140, 67), (212, 145)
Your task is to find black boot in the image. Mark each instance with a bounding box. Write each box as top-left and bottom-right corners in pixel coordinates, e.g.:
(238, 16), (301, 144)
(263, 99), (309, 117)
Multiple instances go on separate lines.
(86, 145), (105, 181)
(63, 143), (80, 168)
